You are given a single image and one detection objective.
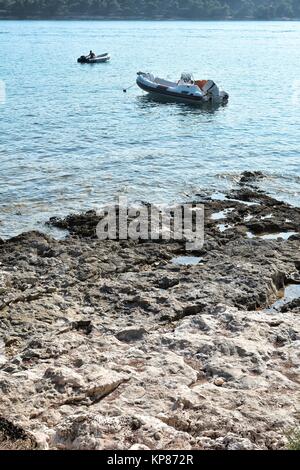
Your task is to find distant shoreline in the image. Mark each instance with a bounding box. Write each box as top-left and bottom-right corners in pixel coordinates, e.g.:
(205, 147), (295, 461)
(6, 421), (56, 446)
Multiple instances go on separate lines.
(0, 16), (300, 21)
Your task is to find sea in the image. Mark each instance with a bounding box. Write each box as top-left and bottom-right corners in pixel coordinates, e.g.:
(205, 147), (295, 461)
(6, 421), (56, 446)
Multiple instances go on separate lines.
(0, 20), (299, 238)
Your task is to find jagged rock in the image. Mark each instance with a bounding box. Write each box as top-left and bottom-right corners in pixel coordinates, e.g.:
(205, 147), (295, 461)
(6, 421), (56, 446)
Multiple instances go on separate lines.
(85, 369), (127, 401)
(0, 189), (300, 450)
(44, 366), (85, 390)
(116, 327), (147, 343)
(129, 443), (150, 450)
(239, 171), (265, 185)
(0, 417), (37, 450)
(214, 378), (225, 387)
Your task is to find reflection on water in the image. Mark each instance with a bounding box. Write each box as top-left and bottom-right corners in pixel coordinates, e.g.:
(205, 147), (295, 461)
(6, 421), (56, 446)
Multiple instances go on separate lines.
(137, 94), (223, 116)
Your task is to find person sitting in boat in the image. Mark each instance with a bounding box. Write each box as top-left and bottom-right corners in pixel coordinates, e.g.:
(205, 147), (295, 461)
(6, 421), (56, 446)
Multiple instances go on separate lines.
(88, 50), (96, 59)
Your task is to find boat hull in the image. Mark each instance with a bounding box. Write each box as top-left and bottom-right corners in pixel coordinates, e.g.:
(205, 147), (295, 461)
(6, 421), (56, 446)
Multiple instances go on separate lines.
(77, 54), (110, 64)
(136, 73), (228, 106)
(137, 78), (204, 104)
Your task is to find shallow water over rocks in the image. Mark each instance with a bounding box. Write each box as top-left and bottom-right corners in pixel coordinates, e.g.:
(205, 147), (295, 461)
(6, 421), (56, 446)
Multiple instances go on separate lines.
(246, 231), (299, 241)
(171, 256), (203, 266)
(266, 284), (300, 313)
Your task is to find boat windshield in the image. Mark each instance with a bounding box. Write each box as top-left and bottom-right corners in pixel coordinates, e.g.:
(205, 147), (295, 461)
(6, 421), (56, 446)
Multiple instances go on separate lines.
(180, 73), (194, 84)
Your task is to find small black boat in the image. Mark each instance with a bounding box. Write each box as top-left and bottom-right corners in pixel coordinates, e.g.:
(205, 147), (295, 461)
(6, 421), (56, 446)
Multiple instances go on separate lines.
(77, 53), (111, 64)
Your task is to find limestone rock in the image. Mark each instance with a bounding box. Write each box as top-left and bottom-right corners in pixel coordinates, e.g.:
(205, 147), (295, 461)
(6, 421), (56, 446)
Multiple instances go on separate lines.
(1, 189), (300, 450)
(116, 327), (147, 343)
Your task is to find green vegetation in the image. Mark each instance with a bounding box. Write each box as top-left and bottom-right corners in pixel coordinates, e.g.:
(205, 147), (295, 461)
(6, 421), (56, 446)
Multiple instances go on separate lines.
(287, 428), (300, 450)
(0, 0), (299, 19)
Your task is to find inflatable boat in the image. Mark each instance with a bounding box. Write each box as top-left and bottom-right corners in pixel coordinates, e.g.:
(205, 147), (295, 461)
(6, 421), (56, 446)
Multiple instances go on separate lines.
(136, 72), (229, 105)
(77, 53), (110, 64)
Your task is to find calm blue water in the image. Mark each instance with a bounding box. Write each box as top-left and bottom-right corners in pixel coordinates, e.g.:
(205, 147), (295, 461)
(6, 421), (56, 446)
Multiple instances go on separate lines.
(0, 20), (300, 238)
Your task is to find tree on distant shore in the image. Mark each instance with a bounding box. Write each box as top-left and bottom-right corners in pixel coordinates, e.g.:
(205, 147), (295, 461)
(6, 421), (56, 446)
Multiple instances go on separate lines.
(0, 0), (299, 19)
(276, 0), (293, 18)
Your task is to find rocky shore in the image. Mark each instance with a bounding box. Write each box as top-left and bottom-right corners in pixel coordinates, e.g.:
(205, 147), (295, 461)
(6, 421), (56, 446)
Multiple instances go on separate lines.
(1, 173), (300, 450)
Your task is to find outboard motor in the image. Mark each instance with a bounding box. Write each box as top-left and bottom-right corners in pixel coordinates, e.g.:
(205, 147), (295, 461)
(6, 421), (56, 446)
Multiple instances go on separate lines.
(202, 80), (220, 100)
(77, 55), (87, 63)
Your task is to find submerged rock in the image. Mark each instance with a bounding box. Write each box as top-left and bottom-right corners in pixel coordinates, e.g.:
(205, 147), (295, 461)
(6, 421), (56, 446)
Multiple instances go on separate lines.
(239, 171), (265, 185)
